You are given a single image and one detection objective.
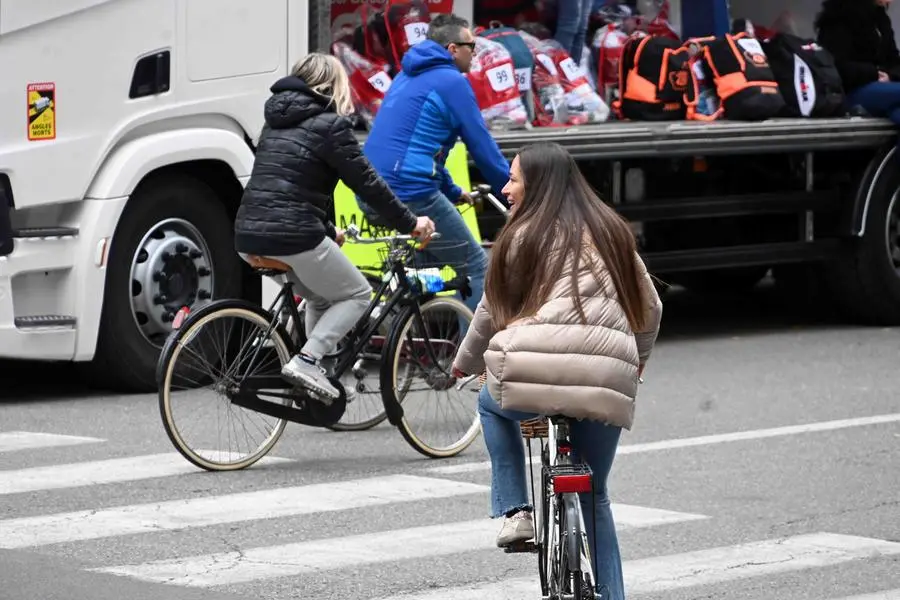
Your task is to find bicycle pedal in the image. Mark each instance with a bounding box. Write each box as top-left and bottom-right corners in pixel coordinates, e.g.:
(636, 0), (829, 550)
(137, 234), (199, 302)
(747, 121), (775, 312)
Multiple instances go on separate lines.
(502, 540), (537, 554)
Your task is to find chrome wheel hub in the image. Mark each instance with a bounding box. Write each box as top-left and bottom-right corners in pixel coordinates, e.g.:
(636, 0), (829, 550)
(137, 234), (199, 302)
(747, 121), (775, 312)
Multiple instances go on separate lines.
(130, 218), (214, 344)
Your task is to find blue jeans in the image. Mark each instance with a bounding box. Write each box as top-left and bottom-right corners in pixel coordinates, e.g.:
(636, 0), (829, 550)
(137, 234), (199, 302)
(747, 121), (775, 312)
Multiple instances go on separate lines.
(477, 386), (625, 600)
(554, 0), (594, 64)
(847, 81), (900, 125)
(359, 192), (487, 314)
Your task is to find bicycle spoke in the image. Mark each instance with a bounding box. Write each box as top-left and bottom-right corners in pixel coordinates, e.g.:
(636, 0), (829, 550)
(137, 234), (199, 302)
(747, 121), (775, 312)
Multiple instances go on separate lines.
(159, 305), (292, 471)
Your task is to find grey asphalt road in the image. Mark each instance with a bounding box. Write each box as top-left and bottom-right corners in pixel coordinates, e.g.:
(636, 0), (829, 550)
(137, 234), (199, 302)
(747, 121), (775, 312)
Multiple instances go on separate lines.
(1, 284), (898, 600)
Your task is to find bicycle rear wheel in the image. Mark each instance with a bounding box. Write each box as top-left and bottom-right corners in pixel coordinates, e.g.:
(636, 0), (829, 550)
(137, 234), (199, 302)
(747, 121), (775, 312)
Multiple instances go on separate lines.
(158, 300), (293, 471)
(558, 493), (596, 600)
(380, 296), (481, 458)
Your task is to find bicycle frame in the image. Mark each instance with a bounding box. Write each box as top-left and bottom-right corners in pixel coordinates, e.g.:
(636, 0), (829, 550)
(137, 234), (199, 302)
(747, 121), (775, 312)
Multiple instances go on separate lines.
(233, 235), (452, 426)
(530, 416), (599, 600)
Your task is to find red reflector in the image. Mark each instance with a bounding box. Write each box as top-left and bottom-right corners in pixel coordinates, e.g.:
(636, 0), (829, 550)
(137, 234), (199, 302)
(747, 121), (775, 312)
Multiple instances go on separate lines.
(558, 444), (572, 455)
(294, 295), (303, 305)
(172, 306), (190, 329)
(552, 474), (592, 494)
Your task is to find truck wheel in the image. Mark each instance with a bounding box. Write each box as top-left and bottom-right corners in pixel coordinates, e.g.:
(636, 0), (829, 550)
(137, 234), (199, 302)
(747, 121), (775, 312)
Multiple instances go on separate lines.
(81, 175), (243, 392)
(825, 167), (900, 325)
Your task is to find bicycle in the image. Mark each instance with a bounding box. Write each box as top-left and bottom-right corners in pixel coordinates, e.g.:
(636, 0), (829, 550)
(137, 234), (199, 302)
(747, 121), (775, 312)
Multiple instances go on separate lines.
(312, 186), (508, 432)
(464, 186), (600, 598)
(505, 416), (599, 600)
(156, 224), (484, 470)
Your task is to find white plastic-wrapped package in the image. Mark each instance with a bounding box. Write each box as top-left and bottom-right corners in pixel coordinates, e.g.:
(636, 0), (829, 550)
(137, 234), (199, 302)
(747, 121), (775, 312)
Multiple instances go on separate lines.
(332, 41), (392, 125)
(465, 37), (529, 131)
(540, 38), (610, 124)
(518, 31), (569, 126)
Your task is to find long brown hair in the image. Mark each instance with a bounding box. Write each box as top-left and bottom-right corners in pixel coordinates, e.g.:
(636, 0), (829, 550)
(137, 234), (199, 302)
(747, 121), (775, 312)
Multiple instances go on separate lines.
(485, 142), (648, 332)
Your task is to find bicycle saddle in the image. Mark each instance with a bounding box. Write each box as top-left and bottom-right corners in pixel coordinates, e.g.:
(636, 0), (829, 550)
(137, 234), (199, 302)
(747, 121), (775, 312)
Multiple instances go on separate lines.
(245, 255), (291, 274)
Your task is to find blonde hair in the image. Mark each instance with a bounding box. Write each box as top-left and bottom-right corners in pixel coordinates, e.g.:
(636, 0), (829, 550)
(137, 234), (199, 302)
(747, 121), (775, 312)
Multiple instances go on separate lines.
(290, 53), (355, 117)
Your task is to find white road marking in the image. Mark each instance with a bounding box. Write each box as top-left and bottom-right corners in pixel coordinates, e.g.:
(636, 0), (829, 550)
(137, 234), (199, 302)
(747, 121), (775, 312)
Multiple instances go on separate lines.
(0, 474), (488, 549)
(94, 505), (708, 586)
(368, 533), (900, 600)
(828, 590), (900, 600)
(427, 413), (900, 475)
(0, 452), (292, 495)
(0, 431), (103, 453)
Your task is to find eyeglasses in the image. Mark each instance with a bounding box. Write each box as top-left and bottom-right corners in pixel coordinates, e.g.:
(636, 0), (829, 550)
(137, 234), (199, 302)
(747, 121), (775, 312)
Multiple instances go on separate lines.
(450, 41), (476, 50)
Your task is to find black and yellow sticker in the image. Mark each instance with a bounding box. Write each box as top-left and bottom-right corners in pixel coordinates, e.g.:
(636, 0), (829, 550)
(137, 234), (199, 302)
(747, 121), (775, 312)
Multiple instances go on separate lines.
(27, 82), (56, 141)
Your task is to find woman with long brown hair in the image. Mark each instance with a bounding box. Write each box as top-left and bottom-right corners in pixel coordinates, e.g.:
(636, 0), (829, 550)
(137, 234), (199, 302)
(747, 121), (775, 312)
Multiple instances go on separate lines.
(452, 142), (662, 600)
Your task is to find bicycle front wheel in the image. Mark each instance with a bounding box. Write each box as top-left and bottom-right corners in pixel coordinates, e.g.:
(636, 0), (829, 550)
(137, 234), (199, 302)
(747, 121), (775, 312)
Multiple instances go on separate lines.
(158, 300), (293, 471)
(381, 296), (482, 458)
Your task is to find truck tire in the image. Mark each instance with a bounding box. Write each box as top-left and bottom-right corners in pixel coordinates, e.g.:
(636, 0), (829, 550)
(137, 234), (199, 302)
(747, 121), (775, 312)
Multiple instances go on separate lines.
(81, 174), (243, 392)
(825, 165), (900, 325)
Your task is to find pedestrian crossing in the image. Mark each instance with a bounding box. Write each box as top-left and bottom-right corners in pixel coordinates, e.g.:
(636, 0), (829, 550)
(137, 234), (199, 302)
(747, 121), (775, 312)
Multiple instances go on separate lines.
(2, 429), (899, 600)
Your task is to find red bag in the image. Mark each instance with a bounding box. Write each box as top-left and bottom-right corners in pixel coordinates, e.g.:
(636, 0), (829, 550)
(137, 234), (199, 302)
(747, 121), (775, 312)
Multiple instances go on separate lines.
(332, 41), (393, 124)
(592, 23), (630, 105)
(383, 0), (432, 66)
(356, 0), (431, 73)
(634, 0), (679, 41)
(466, 37), (529, 130)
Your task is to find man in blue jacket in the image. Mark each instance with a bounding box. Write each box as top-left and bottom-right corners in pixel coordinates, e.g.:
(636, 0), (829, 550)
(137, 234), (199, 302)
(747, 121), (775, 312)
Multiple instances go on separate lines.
(361, 13), (510, 313)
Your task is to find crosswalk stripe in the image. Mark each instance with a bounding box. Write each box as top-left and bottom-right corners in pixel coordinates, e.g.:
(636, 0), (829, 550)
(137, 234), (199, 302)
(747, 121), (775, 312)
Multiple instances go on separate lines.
(95, 520), (499, 586)
(426, 413), (900, 475)
(829, 590), (900, 600)
(624, 532), (900, 594)
(368, 533), (900, 600)
(0, 474), (487, 549)
(0, 431), (104, 453)
(93, 504), (708, 586)
(0, 453), (293, 496)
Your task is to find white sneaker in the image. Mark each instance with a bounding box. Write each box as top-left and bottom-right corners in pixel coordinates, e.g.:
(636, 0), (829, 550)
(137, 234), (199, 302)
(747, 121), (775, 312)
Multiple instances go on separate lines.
(496, 510), (535, 547)
(281, 356), (339, 403)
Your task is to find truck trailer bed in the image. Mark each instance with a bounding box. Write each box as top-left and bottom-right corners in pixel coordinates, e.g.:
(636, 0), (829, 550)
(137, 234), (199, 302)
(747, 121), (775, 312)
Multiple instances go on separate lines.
(487, 116), (897, 160)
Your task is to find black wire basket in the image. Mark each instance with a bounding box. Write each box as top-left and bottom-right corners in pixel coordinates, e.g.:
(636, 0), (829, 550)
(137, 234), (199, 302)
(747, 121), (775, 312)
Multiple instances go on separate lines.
(377, 238), (471, 293)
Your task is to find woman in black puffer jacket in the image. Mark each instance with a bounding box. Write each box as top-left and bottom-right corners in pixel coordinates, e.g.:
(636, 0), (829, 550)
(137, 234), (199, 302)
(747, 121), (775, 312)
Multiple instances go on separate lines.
(235, 53), (435, 401)
(816, 0), (900, 124)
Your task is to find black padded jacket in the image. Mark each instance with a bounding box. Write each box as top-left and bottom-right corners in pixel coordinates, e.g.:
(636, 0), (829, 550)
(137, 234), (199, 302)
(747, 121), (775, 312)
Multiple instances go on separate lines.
(234, 76), (417, 256)
(816, 0), (900, 92)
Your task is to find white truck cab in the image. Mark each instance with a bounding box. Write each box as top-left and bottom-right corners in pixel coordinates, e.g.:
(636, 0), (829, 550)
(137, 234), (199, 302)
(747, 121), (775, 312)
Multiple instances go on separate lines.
(1, 0), (314, 390)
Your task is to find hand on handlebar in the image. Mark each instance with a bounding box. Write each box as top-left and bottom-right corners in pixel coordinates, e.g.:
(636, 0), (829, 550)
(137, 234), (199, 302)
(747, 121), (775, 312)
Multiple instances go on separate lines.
(412, 216), (436, 245)
(456, 191), (475, 206)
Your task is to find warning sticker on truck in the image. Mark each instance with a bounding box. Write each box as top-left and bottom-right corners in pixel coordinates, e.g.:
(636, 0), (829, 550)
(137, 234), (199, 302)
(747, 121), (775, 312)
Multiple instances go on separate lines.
(27, 82), (56, 141)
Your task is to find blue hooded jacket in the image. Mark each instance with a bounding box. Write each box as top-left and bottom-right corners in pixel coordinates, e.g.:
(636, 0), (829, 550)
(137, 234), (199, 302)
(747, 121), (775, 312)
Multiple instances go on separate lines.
(363, 40), (510, 203)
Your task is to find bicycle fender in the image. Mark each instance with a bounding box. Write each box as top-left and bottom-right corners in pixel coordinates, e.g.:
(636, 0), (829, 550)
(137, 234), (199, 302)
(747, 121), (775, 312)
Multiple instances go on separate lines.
(155, 299), (288, 388)
(562, 493), (583, 574)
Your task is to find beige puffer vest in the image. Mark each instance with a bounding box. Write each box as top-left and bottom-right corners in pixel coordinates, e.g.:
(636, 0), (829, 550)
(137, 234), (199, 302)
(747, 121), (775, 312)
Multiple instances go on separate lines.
(454, 244), (662, 430)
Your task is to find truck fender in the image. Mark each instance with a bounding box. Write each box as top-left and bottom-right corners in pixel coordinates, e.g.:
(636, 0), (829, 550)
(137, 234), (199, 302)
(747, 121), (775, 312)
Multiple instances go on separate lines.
(86, 128), (254, 199)
(74, 128), (254, 361)
(851, 144), (896, 237)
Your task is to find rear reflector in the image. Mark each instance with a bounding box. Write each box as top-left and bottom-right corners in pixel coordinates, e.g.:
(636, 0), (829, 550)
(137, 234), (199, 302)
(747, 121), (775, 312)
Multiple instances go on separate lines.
(172, 306), (190, 329)
(552, 474), (592, 494)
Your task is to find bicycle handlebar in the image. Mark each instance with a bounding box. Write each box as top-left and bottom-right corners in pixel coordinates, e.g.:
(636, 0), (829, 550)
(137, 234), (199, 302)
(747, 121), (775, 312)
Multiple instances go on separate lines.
(468, 185), (510, 216)
(344, 223), (442, 244)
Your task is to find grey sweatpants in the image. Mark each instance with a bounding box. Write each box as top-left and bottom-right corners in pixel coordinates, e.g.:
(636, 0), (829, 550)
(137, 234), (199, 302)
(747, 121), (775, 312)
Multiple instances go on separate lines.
(248, 237), (371, 360)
